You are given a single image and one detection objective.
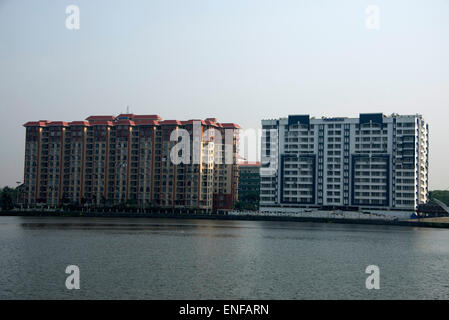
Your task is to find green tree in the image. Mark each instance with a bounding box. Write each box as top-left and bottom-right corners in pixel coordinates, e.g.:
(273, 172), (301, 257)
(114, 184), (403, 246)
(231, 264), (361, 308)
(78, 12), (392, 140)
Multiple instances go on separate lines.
(429, 190), (449, 205)
(0, 187), (14, 211)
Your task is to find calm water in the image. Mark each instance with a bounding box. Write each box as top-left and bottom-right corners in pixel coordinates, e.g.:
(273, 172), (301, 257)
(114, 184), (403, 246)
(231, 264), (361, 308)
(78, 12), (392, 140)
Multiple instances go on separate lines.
(0, 216), (449, 299)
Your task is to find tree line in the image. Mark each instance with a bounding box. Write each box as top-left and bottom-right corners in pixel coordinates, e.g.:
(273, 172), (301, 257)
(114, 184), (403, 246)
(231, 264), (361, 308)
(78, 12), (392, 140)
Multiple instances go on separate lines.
(2, 185), (448, 211)
(429, 190), (449, 206)
(0, 186), (22, 211)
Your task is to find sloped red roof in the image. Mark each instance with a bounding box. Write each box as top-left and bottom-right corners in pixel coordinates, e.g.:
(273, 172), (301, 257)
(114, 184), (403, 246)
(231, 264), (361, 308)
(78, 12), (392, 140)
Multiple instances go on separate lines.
(135, 120), (159, 126)
(69, 121), (90, 126)
(90, 120), (114, 126)
(47, 121), (69, 127)
(24, 115), (241, 130)
(181, 120), (207, 126)
(85, 115), (116, 121)
(220, 123), (241, 129)
(133, 115), (162, 120)
(23, 121), (49, 127)
(160, 120), (182, 125)
(239, 161), (261, 167)
(205, 120), (220, 127)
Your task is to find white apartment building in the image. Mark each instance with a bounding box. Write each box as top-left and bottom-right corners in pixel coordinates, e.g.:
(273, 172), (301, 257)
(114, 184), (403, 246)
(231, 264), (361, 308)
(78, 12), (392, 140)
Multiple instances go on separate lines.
(260, 113), (429, 212)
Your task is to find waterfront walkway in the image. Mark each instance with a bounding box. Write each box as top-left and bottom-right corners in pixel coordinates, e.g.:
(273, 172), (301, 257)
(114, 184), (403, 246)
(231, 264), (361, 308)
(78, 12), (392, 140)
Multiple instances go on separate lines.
(2, 210), (449, 229)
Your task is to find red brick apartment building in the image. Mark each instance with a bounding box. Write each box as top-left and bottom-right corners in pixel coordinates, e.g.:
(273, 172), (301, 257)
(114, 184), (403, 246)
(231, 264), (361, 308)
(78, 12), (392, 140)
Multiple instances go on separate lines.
(23, 114), (240, 211)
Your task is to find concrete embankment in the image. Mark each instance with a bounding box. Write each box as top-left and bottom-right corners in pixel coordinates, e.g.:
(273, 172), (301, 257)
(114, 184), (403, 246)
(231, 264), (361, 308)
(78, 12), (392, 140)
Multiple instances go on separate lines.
(2, 210), (449, 229)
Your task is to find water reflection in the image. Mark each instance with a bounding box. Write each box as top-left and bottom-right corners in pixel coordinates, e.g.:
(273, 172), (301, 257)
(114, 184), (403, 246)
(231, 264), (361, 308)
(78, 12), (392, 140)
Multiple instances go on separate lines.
(0, 216), (448, 299)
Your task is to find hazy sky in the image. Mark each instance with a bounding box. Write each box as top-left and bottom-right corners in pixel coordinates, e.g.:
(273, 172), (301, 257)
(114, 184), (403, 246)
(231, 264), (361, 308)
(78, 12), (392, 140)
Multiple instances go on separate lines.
(0, 0), (448, 189)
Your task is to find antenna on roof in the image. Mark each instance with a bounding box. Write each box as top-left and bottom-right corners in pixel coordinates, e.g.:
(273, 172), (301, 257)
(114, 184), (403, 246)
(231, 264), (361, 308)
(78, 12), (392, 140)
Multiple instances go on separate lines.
(126, 105), (130, 114)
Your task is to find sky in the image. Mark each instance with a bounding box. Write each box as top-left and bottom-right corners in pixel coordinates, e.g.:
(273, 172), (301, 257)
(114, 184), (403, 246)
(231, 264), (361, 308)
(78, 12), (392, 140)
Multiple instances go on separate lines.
(0, 0), (448, 190)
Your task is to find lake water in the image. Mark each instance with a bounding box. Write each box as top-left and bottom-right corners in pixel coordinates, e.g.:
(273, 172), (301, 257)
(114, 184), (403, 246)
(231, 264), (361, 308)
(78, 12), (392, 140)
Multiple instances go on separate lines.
(0, 216), (448, 299)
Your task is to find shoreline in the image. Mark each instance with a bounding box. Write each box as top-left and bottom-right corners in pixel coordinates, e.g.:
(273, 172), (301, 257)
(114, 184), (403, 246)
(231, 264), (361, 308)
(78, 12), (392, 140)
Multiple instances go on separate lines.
(1, 211), (449, 229)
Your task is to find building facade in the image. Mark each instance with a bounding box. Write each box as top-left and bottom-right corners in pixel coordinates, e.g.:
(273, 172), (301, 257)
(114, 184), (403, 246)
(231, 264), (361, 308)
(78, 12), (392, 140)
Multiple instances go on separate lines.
(238, 161), (261, 204)
(260, 113), (429, 212)
(23, 114), (240, 211)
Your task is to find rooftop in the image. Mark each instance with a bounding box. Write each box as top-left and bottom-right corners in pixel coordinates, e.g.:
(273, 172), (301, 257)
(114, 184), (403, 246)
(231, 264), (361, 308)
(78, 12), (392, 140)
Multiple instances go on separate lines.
(24, 114), (240, 129)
